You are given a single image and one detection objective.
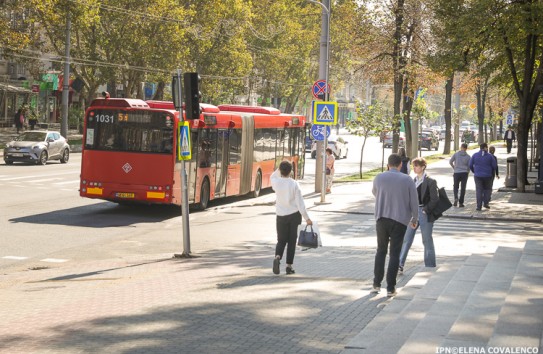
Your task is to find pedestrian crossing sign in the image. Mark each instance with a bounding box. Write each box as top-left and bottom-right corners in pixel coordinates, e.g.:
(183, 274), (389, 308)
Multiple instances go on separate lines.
(313, 101), (337, 125)
(178, 121), (191, 160)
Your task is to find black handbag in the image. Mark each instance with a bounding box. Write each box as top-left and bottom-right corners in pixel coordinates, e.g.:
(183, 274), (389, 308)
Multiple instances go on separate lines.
(298, 225), (319, 248)
(431, 187), (452, 220)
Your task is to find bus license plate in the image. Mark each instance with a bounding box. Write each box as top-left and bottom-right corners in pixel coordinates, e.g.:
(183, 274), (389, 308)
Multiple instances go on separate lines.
(115, 192), (134, 198)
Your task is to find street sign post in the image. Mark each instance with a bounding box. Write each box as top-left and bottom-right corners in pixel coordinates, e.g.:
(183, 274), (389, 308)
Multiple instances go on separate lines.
(506, 113), (513, 126)
(313, 101), (338, 125)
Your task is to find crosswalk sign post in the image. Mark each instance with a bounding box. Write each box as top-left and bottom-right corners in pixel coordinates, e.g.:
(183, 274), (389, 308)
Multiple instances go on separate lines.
(172, 68), (193, 259)
(312, 101), (337, 204)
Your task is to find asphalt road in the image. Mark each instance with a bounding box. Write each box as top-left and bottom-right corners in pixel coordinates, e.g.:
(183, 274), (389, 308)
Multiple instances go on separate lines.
(0, 134), (455, 274)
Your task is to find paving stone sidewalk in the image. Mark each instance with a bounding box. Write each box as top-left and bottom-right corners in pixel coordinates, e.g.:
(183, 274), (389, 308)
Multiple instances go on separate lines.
(1, 130), (541, 353)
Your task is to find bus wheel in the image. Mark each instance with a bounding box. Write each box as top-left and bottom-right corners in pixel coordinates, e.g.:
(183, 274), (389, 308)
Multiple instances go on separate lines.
(252, 171), (262, 198)
(197, 178), (210, 210)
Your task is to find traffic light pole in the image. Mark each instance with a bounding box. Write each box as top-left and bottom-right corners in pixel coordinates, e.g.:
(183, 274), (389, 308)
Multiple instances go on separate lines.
(309, 0), (331, 203)
(172, 69), (192, 257)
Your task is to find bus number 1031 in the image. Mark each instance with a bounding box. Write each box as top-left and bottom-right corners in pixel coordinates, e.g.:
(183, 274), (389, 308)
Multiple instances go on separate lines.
(93, 114), (115, 123)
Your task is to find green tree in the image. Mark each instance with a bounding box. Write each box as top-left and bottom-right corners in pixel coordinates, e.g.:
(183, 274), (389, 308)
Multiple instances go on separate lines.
(347, 102), (388, 178)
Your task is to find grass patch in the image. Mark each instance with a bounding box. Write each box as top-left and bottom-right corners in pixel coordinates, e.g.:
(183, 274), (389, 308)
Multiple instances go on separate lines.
(337, 167), (383, 182)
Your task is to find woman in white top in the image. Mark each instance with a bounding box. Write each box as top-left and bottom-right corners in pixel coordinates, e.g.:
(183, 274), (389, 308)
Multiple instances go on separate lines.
(270, 161), (312, 275)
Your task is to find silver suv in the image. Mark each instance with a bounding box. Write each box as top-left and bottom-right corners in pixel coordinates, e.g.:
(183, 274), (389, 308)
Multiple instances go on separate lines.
(4, 131), (70, 165)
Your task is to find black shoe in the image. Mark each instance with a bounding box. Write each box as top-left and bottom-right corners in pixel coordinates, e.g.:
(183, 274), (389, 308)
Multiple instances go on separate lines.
(286, 267), (295, 275)
(476, 208), (482, 211)
(370, 285), (380, 294)
(453, 199), (458, 207)
(273, 258), (280, 275)
(387, 289), (397, 297)
(483, 204), (490, 209)
(459, 203), (465, 208)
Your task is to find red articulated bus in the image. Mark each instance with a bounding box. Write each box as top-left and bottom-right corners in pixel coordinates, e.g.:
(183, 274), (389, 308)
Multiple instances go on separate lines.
(79, 97), (307, 209)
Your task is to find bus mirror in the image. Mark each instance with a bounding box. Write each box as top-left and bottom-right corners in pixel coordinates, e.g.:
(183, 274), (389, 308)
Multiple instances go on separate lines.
(184, 72), (201, 120)
(172, 73), (183, 111)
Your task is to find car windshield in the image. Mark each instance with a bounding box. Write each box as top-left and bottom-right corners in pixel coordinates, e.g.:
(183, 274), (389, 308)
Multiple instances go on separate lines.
(15, 132), (47, 141)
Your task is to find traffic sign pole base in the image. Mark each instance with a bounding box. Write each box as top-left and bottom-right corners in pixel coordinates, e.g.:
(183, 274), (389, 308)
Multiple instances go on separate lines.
(173, 253), (200, 259)
(314, 201), (332, 206)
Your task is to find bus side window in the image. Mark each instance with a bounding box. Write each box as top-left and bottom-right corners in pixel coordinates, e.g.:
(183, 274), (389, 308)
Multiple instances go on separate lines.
(229, 129), (241, 164)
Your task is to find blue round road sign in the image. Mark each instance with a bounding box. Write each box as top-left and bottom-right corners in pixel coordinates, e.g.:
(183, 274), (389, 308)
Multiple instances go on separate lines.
(311, 124), (331, 141)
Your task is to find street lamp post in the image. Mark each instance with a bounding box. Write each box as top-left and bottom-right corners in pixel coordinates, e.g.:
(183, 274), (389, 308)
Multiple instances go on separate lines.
(308, 0), (330, 203)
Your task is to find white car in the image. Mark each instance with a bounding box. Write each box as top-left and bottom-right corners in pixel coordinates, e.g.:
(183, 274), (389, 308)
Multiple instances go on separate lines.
(310, 135), (348, 159)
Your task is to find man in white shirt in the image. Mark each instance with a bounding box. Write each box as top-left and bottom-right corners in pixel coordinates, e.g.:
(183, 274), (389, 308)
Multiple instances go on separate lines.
(504, 126), (516, 153)
(270, 161), (312, 275)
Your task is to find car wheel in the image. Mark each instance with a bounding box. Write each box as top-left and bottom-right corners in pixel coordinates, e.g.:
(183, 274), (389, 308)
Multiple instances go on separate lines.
(60, 149), (70, 163)
(37, 151), (48, 165)
(197, 178), (210, 210)
(5, 160), (13, 165)
(435, 144), (439, 151)
(311, 151), (316, 159)
(344, 149), (348, 159)
(251, 170), (262, 198)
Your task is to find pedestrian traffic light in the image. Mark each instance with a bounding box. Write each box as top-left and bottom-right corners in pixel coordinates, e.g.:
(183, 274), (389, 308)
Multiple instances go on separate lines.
(184, 72), (201, 120)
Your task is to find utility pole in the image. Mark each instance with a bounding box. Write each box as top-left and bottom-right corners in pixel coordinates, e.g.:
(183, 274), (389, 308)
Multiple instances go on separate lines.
(61, 14), (70, 139)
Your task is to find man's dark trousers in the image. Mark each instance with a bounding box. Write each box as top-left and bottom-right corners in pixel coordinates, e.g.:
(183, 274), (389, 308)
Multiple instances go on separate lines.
(453, 172), (469, 205)
(474, 176), (493, 208)
(506, 139), (513, 153)
(374, 217), (407, 292)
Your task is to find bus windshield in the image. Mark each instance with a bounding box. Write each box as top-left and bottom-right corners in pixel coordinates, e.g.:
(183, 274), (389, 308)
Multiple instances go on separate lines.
(84, 109), (174, 154)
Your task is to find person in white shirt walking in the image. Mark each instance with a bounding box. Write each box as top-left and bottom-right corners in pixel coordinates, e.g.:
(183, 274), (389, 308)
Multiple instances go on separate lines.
(270, 161), (312, 275)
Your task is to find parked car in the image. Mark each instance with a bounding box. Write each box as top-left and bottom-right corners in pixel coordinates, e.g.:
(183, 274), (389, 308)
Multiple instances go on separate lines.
(383, 132), (405, 148)
(305, 135), (313, 152)
(4, 130), (70, 165)
(422, 128), (440, 141)
(311, 134), (348, 159)
(419, 132), (439, 151)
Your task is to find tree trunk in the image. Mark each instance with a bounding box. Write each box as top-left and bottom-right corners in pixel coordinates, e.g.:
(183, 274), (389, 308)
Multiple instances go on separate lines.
(392, 0), (406, 153)
(152, 81), (165, 101)
(443, 74), (453, 154)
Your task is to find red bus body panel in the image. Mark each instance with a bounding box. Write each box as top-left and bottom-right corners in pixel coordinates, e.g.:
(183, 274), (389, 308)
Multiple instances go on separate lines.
(80, 98), (306, 207)
(80, 150), (176, 204)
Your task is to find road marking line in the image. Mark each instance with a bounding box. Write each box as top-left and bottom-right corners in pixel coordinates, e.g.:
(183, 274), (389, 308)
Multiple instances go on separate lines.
(54, 179), (80, 185)
(40, 258), (69, 263)
(32, 177), (63, 183)
(0, 171), (77, 181)
(2, 256), (29, 260)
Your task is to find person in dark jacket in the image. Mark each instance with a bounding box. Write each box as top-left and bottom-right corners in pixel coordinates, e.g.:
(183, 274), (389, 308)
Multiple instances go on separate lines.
(398, 147), (410, 175)
(488, 145), (500, 202)
(14, 108), (24, 134)
(399, 157), (439, 272)
(504, 126), (516, 154)
(469, 143), (497, 211)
